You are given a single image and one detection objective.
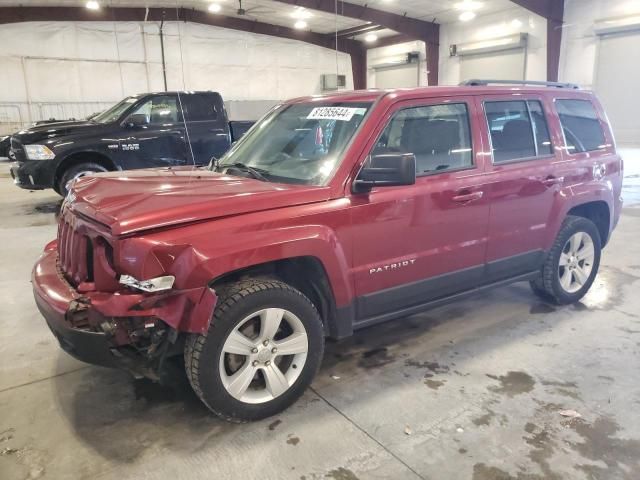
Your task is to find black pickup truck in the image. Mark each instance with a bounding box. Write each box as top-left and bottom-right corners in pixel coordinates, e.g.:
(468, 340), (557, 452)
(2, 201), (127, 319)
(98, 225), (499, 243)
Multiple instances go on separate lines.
(9, 91), (254, 195)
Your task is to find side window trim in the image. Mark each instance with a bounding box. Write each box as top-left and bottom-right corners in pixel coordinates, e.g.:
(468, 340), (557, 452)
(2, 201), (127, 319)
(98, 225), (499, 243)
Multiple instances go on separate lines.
(525, 101), (539, 158)
(368, 100), (476, 178)
(483, 98), (554, 165)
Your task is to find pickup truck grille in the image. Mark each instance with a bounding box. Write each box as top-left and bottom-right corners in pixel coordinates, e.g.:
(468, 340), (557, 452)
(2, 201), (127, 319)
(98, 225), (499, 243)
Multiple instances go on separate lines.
(9, 137), (26, 163)
(58, 210), (92, 286)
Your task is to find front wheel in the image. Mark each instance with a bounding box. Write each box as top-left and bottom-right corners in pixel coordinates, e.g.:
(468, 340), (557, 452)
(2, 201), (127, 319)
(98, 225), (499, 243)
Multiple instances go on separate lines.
(184, 279), (324, 422)
(530, 215), (602, 305)
(57, 162), (107, 196)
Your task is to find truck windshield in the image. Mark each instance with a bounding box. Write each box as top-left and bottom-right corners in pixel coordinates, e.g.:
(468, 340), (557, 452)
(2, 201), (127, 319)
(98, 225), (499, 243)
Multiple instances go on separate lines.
(215, 102), (372, 185)
(92, 96), (139, 124)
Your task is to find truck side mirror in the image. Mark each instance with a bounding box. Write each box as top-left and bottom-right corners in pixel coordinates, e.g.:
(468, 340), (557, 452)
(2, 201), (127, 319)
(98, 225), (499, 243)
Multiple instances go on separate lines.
(125, 114), (149, 128)
(353, 152), (416, 193)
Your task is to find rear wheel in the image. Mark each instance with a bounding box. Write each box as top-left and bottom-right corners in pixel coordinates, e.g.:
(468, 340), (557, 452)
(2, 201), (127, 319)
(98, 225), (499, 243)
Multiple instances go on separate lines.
(57, 162), (107, 196)
(530, 215), (601, 305)
(184, 279), (324, 422)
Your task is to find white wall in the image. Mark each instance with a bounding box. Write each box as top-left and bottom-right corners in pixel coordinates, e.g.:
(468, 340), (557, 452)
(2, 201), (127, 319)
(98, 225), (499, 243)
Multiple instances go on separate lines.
(366, 40), (428, 87)
(0, 21), (353, 133)
(439, 6), (547, 85)
(559, 0), (640, 89)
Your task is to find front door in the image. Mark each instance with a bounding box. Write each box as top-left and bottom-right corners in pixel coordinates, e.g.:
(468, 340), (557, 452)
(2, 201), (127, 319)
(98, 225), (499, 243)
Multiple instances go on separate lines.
(120, 95), (188, 169)
(480, 95), (562, 281)
(349, 96), (491, 324)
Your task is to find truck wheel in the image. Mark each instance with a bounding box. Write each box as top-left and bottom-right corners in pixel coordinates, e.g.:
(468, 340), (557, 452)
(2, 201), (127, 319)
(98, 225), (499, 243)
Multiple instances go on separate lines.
(529, 215), (601, 305)
(57, 162), (107, 196)
(184, 279), (324, 422)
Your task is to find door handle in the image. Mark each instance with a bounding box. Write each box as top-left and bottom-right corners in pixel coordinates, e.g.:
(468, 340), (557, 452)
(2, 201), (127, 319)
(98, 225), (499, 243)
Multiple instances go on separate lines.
(452, 191), (483, 203)
(541, 175), (564, 186)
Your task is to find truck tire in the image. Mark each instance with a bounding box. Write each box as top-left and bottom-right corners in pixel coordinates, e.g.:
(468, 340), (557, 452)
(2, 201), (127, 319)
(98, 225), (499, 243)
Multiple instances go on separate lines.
(184, 278), (324, 422)
(57, 162), (107, 196)
(529, 215), (601, 305)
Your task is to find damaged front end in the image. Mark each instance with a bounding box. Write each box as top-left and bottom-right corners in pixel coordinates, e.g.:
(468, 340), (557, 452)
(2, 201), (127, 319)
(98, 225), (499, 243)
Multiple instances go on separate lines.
(32, 206), (217, 379)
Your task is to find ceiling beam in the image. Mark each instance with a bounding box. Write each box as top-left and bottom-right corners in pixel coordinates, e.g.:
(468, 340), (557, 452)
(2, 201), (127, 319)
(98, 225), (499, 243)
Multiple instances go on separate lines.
(336, 23), (384, 38)
(0, 6), (368, 88)
(270, 0), (439, 44)
(363, 33), (416, 49)
(509, 0), (563, 22)
(510, 0), (565, 81)
(0, 6), (358, 52)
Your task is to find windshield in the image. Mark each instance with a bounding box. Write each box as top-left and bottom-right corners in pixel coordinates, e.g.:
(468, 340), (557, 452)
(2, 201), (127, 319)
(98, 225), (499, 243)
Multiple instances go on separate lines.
(215, 102), (372, 185)
(92, 96), (139, 124)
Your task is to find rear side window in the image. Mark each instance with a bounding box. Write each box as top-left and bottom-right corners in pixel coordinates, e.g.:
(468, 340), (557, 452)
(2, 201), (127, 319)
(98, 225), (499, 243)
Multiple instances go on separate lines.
(556, 99), (606, 153)
(184, 94), (219, 122)
(484, 100), (552, 163)
(373, 103), (473, 175)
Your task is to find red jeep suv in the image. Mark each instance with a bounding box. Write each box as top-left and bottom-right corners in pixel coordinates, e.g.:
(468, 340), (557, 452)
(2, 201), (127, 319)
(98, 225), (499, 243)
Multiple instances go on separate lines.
(33, 81), (623, 422)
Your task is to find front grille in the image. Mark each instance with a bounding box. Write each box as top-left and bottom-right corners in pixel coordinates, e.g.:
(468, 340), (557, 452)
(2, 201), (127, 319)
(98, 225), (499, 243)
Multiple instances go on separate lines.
(58, 211), (92, 286)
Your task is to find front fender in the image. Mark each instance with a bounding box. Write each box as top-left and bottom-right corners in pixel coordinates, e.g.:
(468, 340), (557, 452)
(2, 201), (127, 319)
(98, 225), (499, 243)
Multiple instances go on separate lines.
(118, 221), (354, 308)
(194, 225), (353, 306)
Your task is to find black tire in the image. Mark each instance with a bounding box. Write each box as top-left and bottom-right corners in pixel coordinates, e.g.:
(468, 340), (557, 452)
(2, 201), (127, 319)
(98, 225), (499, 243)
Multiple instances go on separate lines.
(529, 215), (602, 305)
(184, 279), (324, 422)
(57, 162), (107, 196)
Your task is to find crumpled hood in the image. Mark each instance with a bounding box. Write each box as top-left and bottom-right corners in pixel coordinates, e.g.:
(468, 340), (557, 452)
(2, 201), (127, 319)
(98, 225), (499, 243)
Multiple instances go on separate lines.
(13, 120), (105, 145)
(69, 167), (330, 236)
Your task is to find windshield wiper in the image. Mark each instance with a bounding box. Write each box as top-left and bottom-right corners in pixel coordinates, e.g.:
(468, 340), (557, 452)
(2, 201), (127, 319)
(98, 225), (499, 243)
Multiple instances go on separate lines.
(219, 162), (270, 182)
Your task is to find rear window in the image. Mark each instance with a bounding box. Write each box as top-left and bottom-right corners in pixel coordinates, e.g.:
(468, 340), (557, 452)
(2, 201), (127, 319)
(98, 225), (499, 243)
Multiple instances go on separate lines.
(184, 94), (218, 122)
(484, 100), (553, 163)
(556, 99), (606, 153)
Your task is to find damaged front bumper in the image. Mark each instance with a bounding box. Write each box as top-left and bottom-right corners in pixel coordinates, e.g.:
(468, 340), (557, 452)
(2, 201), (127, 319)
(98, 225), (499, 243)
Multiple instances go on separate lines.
(32, 242), (217, 377)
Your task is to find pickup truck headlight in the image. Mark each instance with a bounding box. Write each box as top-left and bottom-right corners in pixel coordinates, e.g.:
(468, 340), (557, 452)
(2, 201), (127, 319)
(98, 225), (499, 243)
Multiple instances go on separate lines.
(24, 144), (55, 160)
(119, 274), (175, 293)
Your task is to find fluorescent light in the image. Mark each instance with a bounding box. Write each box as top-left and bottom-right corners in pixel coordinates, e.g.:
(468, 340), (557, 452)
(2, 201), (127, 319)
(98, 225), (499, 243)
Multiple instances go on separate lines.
(291, 7), (313, 19)
(455, 0), (483, 11)
(511, 19), (523, 29)
(364, 33), (378, 43)
(459, 11), (476, 21)
(86, 1), (100, 10)
(294, 20), (308, 29)
(208, 3), (221, 13)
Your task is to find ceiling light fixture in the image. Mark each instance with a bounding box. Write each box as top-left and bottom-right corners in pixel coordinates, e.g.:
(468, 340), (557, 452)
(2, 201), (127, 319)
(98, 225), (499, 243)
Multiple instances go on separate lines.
(291, 7), (313, 19)
(86, 1), (100, 10)
(454, 0), (483, 10)
(459, 11), (477, 21)
(364, 33), (378, 43)
(294, 20), (308, 29)
(511, 18), (523, 28)
(208, 3), (222, 13)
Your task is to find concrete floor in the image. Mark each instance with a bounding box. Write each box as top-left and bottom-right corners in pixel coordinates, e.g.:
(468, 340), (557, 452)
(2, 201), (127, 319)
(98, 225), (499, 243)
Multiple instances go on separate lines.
(1, 149), (639, 480)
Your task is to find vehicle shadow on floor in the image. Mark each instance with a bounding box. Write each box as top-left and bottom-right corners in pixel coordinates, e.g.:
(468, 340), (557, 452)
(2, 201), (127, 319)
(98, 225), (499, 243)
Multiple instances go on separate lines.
(50, 281), (597, 464)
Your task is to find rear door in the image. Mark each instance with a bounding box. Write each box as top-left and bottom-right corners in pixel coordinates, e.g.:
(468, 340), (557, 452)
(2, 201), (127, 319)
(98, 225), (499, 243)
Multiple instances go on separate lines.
(480, 94), (563, 281)
(183, 92), (231, 165)
(349, 95), (491, 324)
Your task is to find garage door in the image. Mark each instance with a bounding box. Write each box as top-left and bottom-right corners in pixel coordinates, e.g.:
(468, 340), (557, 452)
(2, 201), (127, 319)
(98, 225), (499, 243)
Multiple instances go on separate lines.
(460, 49), (526, 82)
(374, 64), (419, 89)
(595, 32), (640, 145)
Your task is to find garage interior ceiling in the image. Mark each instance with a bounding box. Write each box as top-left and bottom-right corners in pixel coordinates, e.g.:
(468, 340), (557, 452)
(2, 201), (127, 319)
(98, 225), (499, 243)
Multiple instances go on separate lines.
(0, 0), (516, 34)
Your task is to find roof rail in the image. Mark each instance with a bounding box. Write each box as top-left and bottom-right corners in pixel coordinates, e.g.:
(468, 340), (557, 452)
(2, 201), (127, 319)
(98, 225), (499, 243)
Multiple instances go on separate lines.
(460, 79), (580, 89)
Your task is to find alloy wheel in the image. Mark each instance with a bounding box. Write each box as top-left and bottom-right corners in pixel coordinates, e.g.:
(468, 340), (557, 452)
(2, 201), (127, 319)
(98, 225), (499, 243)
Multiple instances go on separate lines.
(558, 231), (595, 293)
(219, 308), (309, 404)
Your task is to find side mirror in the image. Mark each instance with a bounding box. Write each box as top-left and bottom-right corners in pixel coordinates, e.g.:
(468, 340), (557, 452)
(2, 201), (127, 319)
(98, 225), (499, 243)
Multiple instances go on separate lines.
(125, 113), (149, 128)
(353, 152), (416, 193)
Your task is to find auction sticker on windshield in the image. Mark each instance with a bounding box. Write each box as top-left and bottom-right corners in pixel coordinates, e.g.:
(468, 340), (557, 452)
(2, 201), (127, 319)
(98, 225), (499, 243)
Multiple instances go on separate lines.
(307, 107), (365, 121)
